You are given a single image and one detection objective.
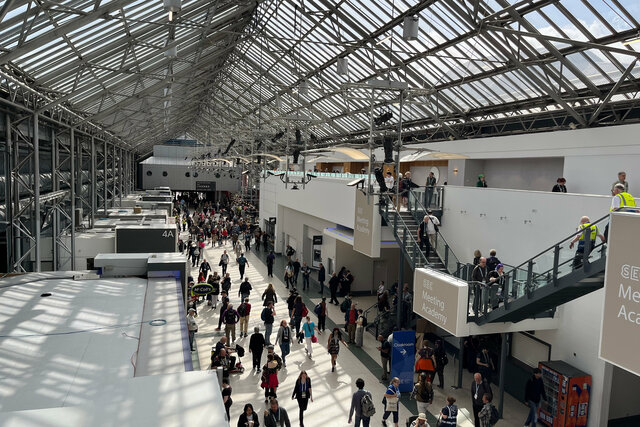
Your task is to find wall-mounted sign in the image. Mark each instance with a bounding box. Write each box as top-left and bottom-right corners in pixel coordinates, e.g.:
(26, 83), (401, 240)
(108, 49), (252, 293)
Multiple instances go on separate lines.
(191, 283), (213, 296)
(269, 217), (277, 224)
(195, 181), (216, 192)
(599, 212), (640, 377)
(313, 235), (323, 245)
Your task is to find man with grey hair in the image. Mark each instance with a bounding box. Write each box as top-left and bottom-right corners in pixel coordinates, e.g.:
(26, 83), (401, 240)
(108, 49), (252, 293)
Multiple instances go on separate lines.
(612, 171), (628, 193)
(569, 216), (605, 270)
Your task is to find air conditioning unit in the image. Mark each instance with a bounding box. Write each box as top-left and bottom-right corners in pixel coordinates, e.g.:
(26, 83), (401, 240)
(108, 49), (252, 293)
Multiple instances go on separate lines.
(74, 208), (83, 227)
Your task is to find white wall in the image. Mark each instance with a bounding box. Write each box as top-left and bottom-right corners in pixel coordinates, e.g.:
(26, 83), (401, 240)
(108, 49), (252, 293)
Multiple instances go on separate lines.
(484, 158), (563, 191)
(259, 175), (357, 234)
(141, 163), (241, 192)
(563, 154), (640, 196)
(440, 186), (610, 266)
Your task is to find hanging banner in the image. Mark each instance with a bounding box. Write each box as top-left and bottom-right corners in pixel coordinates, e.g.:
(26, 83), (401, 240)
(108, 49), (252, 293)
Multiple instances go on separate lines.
(353, 191), (381, 257)
(391, 330), (415, 393)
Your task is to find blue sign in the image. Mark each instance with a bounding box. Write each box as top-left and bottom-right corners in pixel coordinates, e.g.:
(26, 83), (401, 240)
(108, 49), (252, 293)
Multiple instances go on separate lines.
(391, 330), (415, 393)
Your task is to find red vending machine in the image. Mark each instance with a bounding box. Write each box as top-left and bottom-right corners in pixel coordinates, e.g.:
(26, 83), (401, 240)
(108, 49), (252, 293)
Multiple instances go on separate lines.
(538, 361), (592, 427)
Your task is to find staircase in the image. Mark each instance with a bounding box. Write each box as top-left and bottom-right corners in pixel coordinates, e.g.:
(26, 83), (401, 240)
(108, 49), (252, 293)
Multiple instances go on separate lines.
(470, 214), (609, 325)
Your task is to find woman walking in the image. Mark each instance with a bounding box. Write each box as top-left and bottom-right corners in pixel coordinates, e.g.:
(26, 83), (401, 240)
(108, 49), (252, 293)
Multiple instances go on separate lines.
(301, 316), (321, 358)
(382, 377), (401, 427)
(237, 403), (260, 427)
(291, 371), (312, 427)
(262, 283), (277, 306)
(327, 327), (349, 372)
(261, 354), (280, 403)
(275, 320), (292, 367)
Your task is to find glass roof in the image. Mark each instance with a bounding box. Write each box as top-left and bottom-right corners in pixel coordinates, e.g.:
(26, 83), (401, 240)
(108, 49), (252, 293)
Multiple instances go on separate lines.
(0, 0), (639, 153)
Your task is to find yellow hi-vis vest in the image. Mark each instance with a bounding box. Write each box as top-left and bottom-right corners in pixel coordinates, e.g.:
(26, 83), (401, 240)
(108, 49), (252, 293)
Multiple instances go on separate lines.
(578, 223), (598, 241)
(611, 192), (636, 211)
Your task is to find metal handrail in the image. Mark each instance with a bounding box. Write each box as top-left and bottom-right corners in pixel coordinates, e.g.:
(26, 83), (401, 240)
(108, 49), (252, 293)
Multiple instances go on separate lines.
(379, 193), (430, 268)
(407, 188), (462, 274)
(506, 213), (610, 274)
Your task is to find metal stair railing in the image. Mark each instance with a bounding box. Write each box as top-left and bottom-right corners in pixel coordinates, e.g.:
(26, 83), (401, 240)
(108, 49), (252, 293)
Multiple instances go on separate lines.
(379, 193), (430, 269)
(407, 189), (464, 276)
(468, 213), (610, 322)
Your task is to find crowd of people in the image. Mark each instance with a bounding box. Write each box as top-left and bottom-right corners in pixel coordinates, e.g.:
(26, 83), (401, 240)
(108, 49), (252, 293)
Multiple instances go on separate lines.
(176, 187), (567, 427)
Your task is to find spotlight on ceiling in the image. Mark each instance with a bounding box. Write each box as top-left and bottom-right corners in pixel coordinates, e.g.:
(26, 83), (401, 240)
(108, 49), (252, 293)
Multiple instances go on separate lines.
(164, 0), (181, 21)
(374, 111), (393, 127)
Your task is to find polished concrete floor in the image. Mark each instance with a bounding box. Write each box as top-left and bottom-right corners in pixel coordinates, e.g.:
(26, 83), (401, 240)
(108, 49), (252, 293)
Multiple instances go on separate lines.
(187, 235), (530, 426)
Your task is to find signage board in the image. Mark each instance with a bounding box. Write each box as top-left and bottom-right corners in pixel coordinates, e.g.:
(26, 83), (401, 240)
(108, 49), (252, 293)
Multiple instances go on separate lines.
(391, 330), (415, 392)
(599, 212), (640, 376)
(413, 268), (468, 336)
(312, 235), (323, 268)
(353, 191), (381, 258)
(191, 283), (213, 296)
(195, 181), (216, 192)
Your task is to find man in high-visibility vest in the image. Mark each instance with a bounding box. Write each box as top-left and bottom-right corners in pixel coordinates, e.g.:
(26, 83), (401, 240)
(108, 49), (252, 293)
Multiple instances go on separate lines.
(569, 216), (605, 270)
(611, 183), (636, 211)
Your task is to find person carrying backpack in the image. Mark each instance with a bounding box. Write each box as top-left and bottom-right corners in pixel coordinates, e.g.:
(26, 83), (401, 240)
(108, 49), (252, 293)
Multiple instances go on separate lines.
(412, 372), (434, 416)
(478, 393), (500, 426)
(222, 303), (240, 343)
(348, 378), (375, 427)
(237, 298), (251, 338)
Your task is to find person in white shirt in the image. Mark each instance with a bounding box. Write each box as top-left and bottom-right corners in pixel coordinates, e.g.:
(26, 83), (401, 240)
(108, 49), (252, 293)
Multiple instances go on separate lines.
(384, 171), (395, 191)
(426, 209), (440, 249)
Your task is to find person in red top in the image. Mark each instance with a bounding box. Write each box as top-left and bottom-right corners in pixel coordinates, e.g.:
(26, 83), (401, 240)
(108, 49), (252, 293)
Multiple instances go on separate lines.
(415, 346), (437, 382)
(346, 304), (357, 344)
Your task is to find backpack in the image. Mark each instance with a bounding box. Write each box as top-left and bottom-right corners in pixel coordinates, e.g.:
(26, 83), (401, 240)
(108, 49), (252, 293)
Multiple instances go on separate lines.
(313, 303), (322, 316)
(261, 307), (273, 323)
(360, 392), (376, 417)
(237, 303), (247, 317)
(361, 316), (368, 327)
(489, 404), (500, 425)
(224, 309), (237, 324)
(340, 299), (350, 313)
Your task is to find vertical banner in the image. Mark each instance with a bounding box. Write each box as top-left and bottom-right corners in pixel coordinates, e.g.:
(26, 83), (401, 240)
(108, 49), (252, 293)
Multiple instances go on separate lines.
(353, 191), (381, 257)
(391, 330), (415, 393)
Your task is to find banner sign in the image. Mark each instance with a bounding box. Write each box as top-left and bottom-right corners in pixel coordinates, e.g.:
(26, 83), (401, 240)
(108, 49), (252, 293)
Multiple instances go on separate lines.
(391, 330), (415, 393)
(413, 268), (467, 336)
(353, 191), (381, 258)
(599, 212), (640, 376)
(191, 283), (213, 296)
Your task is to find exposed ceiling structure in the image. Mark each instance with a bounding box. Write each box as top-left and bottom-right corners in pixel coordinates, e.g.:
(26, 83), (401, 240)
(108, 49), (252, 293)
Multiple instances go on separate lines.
(2, 0), (640, 156)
